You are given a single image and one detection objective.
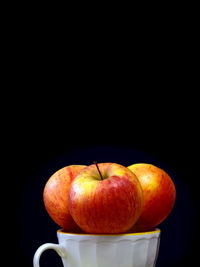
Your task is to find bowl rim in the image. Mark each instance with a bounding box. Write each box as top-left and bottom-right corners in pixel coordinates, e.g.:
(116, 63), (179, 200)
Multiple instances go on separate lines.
(57, 228), (161, 237)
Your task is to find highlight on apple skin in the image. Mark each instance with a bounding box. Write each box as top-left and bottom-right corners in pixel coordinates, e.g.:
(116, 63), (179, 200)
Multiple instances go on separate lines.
(128, 163), (176, 232)
(43, 165), (87, 231)
(68, 163), (144, 234)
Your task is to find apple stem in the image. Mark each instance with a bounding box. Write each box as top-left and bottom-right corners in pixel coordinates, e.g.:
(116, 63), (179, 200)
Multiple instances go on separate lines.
(93, 161), (103, 180)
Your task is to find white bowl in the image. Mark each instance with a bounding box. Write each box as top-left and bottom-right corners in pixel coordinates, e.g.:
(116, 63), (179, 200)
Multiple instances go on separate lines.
(34, 228), (161, 267)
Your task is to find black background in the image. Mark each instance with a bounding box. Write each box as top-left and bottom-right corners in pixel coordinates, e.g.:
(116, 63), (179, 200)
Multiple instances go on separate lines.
(7, 14), (199, 265)
(1, 5), (199, 267)
(11, 89), (199, 267)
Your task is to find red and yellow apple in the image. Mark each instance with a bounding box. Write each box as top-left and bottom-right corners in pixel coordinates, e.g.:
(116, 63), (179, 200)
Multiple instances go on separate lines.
(128, 163), (176, 232)
(43, 165), (86, 231)
(68, 162), (144, 234)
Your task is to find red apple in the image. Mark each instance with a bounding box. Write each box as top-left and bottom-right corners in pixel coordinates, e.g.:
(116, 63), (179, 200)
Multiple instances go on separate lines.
(43, 165), (86, 231)
(128, 163), (176, 232)
(68, 162), (143, 234)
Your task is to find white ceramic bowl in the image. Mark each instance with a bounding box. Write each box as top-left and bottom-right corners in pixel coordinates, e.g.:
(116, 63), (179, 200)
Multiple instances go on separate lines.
(34, 228), (161, 267)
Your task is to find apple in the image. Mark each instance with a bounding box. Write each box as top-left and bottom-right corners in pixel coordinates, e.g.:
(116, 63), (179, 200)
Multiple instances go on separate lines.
(128, 163), (176, 232)
(43, 165), (86, 231)
(68, 162), (144, 234)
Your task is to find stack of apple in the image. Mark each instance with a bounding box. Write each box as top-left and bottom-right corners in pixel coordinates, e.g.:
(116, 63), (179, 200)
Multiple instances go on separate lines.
(43, 162), (176, 234)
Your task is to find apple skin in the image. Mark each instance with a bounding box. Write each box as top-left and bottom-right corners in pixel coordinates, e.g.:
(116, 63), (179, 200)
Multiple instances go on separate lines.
(128, 163), (176, 232)
(43, 165), (86, 231)
(68, 163), (143, 234)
